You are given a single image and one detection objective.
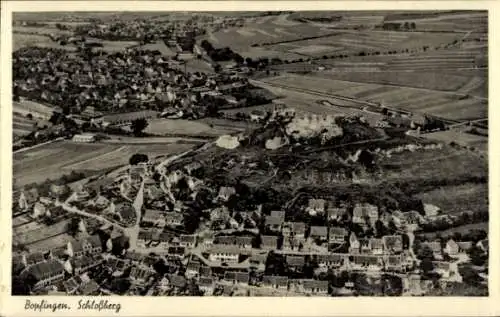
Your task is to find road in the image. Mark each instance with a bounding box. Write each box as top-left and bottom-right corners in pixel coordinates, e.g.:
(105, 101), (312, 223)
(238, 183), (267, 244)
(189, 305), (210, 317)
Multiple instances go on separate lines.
(56, 197), (125, 231)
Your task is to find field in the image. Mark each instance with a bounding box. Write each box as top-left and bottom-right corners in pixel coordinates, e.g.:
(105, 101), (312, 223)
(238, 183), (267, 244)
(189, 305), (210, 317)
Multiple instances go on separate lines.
(136, 41), (177, 56)
(250, 80), (384, 126)
(382, 146), (487, 182)
(13, 113), (36, 137)
(200, 15), (334, 51)
(13, 100), (55, 137)
(13, 100), (53, 119)
(384, 11), (487, 32)
(13, 33), (77, 51)
(424, 130), (488, 153)
(259, 74), (487, 121)
(268, 31), (463, 58)
(170, 59), (215, 74)
(13, 140), (198, 187)
(415, 183), (488, 215)
(13, 219), (70, 247)
(14, 26), (73, 36)
(145, 118), (238, 137)
(221, 103), (277, 115)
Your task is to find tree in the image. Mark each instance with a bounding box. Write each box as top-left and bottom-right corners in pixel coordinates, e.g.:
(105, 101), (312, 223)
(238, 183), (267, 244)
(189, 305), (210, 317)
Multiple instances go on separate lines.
(67, 217), (81, 237)
(131, 118), (149, 136)
(129, 153), (148, 165)
(467, 245), (487, 266)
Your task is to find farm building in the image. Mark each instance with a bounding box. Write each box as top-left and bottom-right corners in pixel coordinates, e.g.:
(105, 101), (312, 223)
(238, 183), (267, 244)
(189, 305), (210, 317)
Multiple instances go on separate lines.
(72, 133), (97, 143)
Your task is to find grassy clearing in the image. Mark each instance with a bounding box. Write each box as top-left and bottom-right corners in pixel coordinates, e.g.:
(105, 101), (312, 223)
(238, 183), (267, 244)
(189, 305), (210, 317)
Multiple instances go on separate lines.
(13, 33), (77, 51)
(14, 141), (122, 187)
(415, 183), (488, 214)
(420, 222), (488, 239)
(145, 118), (233, 137)
(383, 146), (487, 182)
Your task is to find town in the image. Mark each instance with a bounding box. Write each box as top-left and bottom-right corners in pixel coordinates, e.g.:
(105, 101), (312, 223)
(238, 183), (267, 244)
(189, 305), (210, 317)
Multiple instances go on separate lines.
(12, 11), (488, 297)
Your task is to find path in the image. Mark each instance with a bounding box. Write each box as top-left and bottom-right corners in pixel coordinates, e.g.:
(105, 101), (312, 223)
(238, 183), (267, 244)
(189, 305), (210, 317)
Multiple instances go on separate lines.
(56, 200), (125, 230)
(14, 137), (64, 154)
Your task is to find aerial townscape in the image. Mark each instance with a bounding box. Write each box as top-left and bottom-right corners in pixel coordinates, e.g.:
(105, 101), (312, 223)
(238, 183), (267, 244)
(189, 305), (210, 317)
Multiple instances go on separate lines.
(11, 11), (488, 297)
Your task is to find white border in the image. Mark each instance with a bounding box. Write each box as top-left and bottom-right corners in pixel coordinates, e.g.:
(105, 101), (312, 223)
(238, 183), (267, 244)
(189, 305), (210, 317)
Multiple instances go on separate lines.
(1, 1), (498, 317)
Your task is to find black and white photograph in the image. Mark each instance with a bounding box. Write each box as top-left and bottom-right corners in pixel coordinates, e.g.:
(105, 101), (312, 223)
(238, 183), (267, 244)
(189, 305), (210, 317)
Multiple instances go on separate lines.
(8, 7), (489, 299)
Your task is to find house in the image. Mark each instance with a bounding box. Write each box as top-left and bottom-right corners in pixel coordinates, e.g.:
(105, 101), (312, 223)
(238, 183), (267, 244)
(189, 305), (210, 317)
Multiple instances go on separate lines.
(124, 251), (145, 264)
(62, 277), (80, 295)
(270, 210), (286, 220)
(290, 222), (306, 240)
(432, 261), (452, 279)
(137, 230), (154, 249)
(423, 204), (440, 218)
(179, 235), (197, 248)
(443, 239), (459, 257)
(208, 245), (241, 263)
(359, 239), (372, 254)
(199, 277), (215, 295)
(457, 241), (473, 255)
(94, 195), (110, 209)
(302, 280), (329, 295)
(235, 236), (254, 249)
(309, 226), (328, 244)
(22, 252), (46, 267)
(265, 215), (284, 232)
(384, 255), (404, 272)
(32, 202), (47, 218)
(183, 161), (203, 175)
(50, 183), (68, 196)
(72, 133), (96, 143)
(215, 236), (254, 249)
(224, 272), (250, 286)
(317, 254), (347, 269)
(286, 255), (305, 272)
(306, 199), (326, 216)
(217, 186), (236, 202)
(260, 235), (279, 250)
(382, 235), (403, 254)
(327, 206), (347, 221)
(78, 279), (101, 295)
(350, 255), (383, 271)
(73, 254), (104, 275)
(423, 241), (443, 260)
(155, 232), (174, 249)
(167, 274), (187, 291)
(262, 276), (288, 290)
(329, 227), (348, 244)
(67, 235), (102, 257)
(477, 239), (488, 253)
(348, 232), (360, 253)
(165, 212), (184, 227)
(142, 209), (166, 227)
(199, 266), (213, 278)
(183, 260), (200, 278)
(130, 267), (154, 284)
(352, 203), (379, 226)
(369, 238), (384, 255)
(22, 259), (65, 290)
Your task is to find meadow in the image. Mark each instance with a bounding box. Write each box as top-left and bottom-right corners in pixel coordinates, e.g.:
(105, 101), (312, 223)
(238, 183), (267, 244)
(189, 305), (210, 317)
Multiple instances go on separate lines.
(13, 140), (197, 187)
